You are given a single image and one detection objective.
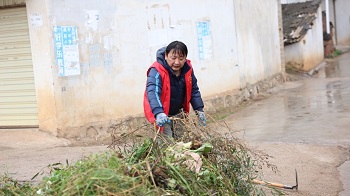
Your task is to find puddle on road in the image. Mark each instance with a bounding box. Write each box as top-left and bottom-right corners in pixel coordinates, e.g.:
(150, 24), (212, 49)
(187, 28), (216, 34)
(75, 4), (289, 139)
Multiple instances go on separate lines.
(316, 52), (350, 78)
(228, 52), (350, 145)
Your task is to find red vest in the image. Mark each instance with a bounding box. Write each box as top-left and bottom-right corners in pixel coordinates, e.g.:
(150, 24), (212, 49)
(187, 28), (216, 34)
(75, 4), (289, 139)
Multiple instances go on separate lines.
(144, 60), (193, 123)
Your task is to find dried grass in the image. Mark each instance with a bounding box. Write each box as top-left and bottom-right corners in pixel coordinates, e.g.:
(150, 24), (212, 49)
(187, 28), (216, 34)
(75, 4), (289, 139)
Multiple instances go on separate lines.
(1, 113), (279, 196)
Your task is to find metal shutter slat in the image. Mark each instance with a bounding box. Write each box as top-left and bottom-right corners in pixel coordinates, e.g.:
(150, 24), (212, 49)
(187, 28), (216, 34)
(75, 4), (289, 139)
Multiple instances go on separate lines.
(0, 6), (38, 127)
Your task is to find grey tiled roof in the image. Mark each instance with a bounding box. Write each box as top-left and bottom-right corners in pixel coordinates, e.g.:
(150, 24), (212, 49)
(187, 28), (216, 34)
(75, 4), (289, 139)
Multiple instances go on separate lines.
(282, 0), (322, 45)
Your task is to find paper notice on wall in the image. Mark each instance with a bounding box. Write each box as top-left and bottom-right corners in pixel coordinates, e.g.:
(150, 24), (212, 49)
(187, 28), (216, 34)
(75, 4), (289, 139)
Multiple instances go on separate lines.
(30, 13), (43, 27)
(196, 21), (212, 60)
(53, 26), (80, 76)
(85, 10), (99, 31)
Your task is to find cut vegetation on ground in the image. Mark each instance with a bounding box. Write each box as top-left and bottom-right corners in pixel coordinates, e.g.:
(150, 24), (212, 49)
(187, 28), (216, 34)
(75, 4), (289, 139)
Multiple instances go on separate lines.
(1, 114), (283, 196)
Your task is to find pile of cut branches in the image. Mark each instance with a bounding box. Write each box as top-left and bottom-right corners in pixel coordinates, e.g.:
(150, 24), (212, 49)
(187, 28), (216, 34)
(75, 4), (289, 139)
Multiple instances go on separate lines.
(1, 113), (279, 196)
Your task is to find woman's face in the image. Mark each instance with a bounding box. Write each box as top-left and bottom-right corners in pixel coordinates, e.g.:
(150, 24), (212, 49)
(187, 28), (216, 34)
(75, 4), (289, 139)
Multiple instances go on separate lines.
(165, 49), (187, 74)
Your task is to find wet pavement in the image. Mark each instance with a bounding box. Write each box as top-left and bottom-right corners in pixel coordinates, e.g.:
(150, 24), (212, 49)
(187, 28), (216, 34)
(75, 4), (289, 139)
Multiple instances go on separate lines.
(226, 49), (350, 195)
(228, 69), (350, 145)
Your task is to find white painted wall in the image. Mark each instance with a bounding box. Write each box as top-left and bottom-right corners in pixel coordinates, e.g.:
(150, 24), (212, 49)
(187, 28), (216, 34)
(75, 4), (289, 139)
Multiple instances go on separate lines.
(26, 0), (58, 134)
(302, 7), (324, 70)
(25, 0), (282, 133)
(335, 0), (350, 44)
(285, 7), (324, 71)
(234, 0), (282, 85)
(165, 0), (241, 96)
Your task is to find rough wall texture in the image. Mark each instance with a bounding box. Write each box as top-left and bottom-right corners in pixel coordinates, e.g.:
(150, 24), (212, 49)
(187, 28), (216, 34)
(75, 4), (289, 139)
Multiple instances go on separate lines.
(59, 72), (286, 144)
(26, 0), (58, 134)
(324, 40), (336, 57)
(24, 0), (283, 137)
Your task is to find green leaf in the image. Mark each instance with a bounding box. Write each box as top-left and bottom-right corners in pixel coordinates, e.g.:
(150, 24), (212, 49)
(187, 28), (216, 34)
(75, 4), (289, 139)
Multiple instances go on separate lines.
(192, 143), (212, 154)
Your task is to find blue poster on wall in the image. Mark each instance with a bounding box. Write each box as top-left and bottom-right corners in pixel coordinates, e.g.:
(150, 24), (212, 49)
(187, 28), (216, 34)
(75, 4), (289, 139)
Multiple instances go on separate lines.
(53, 26), (80, 76)
(196, 21), (212, 60)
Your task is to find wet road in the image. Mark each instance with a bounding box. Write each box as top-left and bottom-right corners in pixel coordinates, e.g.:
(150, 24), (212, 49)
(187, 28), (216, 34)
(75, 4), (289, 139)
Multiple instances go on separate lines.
(225, 50), (350, 195)
(227, 59), (350, 145)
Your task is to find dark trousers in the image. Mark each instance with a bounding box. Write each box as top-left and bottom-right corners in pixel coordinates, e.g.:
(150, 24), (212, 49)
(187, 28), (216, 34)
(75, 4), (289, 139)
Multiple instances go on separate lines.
(157, 114), (187, 145)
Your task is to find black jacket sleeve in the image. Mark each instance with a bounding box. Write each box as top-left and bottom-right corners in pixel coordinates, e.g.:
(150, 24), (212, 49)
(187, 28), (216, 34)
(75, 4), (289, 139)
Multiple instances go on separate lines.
(146, 68), (164, 116)
(190, 71), (204, 112)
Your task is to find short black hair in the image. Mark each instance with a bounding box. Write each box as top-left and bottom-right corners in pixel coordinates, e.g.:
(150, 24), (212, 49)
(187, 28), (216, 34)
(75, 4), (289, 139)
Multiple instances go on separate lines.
(165, 41), (188, 57)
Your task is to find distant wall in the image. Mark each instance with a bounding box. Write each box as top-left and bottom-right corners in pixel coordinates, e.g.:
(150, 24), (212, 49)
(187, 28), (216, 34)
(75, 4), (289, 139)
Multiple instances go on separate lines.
(335, 0), (350, 44)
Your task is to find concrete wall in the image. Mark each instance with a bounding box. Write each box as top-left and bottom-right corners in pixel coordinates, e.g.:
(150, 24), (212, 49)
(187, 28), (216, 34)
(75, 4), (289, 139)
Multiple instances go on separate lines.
(335, 0), (350, 44)
(25, 0), (283, 137)
(285, 7), (324, 72)
(234, 0), (282, 86)
(26, 0), (58, 135)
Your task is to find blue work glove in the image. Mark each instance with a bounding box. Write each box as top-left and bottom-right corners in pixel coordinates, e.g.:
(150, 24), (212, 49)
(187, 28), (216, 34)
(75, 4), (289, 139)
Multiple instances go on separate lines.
(197, 111), (207, 126)
(155, 113), (170, 127)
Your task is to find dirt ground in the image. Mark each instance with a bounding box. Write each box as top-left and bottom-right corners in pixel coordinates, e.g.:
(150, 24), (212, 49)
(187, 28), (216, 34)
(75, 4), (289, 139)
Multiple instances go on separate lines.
(0, 129), (108, 183)
(247, 141), (349, 196)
